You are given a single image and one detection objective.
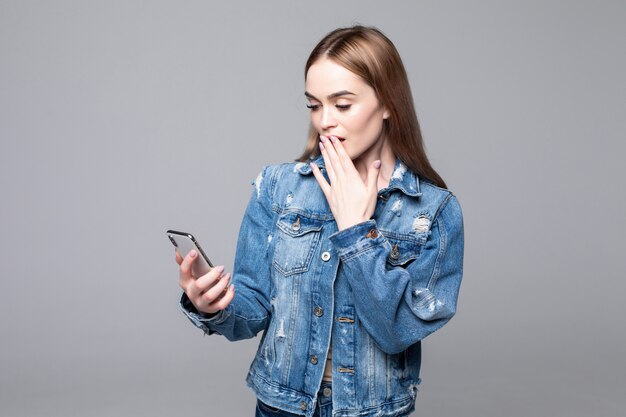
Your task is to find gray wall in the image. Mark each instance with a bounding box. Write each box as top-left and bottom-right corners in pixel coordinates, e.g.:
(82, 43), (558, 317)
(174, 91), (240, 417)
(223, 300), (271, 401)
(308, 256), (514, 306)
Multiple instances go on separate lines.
(1, 1), (625, 416)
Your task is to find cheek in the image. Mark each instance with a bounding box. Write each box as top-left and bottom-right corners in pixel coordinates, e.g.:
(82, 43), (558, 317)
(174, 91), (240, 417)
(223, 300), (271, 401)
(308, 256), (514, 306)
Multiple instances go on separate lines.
(353, 110), (384, 137)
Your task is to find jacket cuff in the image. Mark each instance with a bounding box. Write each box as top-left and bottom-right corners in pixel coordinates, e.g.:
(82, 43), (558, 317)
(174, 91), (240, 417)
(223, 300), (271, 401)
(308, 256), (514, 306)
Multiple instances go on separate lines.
(179, 292), (229, 332)
(329, 220), (384, 260)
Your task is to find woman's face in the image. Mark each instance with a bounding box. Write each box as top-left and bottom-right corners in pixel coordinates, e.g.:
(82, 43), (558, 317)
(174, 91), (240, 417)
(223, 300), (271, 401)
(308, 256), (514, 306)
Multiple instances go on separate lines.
(305, 58), (389, 161)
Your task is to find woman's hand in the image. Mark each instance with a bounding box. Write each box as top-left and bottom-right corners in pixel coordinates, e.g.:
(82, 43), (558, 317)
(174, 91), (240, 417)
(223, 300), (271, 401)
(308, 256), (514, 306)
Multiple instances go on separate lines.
(310, 135), (381, 231)
(177, 250), (235, 315)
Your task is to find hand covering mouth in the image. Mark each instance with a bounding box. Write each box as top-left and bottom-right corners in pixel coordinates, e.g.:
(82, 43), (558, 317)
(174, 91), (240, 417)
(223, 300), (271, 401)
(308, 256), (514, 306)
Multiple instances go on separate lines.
(319, 135), (346, 142)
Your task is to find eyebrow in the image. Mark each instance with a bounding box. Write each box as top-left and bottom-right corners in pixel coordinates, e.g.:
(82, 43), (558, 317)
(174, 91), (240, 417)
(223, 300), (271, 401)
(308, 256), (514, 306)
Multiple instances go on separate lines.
(304, 90), (356, 100)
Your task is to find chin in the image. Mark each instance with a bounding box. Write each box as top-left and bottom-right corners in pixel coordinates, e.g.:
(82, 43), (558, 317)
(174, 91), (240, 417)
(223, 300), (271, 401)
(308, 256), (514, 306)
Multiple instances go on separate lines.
(346, 149), (364, 162)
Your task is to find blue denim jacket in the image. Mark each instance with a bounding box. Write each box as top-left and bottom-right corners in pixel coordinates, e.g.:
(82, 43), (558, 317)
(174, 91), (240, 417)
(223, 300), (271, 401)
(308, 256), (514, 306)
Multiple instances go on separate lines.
(180, 157), (464, 417)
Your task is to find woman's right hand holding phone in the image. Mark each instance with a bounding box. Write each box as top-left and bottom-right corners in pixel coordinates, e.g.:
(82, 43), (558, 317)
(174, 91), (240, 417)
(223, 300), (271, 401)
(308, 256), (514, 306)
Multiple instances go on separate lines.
(177, 250), (235, 315)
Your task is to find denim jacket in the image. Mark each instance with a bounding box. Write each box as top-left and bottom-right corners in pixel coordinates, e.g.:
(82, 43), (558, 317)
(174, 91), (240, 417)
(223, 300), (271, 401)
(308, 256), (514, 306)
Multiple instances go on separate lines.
(180, 156), (464, 417)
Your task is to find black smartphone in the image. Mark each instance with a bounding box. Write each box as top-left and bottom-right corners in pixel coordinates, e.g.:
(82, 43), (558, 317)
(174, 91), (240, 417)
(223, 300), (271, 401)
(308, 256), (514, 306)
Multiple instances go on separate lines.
(166, 229), (214, 277)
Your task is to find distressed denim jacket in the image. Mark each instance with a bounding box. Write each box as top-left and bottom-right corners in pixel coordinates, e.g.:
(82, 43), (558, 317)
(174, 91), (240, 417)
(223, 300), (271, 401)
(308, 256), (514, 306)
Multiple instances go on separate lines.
(180, 156), (464, 417)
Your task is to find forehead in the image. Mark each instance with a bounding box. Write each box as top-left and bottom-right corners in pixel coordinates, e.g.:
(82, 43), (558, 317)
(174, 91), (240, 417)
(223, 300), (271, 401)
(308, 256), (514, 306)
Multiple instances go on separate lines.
(305, 58), (372, 96)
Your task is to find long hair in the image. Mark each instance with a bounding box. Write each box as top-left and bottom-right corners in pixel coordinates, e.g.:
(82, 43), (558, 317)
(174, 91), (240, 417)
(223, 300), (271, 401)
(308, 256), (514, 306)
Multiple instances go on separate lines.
(298, 26), (447, 189)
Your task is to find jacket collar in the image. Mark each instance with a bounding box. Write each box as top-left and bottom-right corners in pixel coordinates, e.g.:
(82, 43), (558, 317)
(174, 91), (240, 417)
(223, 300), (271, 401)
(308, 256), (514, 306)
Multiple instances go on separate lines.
(296, 156), (422, 198)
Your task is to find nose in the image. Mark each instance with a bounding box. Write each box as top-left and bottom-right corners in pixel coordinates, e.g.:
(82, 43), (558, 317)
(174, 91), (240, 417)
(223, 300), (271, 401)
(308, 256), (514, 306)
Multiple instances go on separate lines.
(320, 107), (337, 130)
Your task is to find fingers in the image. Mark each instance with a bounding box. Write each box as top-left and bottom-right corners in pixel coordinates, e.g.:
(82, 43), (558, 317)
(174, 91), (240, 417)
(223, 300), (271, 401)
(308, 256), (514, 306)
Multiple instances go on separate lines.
(207, 283), (235, 312)
(178, 250), (221, 292)
(310, 162), (331, 197)
(366, 160), (382, 192)
(328, 136), (354, 172)
(318, 137), (337, 185)
(176, 248), (234, 315)
(365, 160), (382, 216)
(319, 136), (346, 179)
(195, 266), (227, 295)
(181, 263), (235, 314)
(184, 264), (223, 297)
(202, 272), (233, 304)
(194, 268), (234, 313)
(179, 250), (198, 284)
(314, 134), (380, 230)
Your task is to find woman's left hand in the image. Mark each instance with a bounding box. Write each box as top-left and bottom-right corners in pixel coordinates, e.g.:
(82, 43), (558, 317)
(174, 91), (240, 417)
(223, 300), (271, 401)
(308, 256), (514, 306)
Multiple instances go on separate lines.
(310, 135), (381, 231)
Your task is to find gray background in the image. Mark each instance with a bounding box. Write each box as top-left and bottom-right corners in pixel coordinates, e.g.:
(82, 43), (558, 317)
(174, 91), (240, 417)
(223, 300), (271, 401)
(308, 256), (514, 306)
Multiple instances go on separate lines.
(1, 1), (625, 416)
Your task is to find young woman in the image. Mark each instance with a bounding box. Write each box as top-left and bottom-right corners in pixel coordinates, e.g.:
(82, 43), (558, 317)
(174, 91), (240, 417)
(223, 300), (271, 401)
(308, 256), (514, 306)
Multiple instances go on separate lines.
(176, 26), (464, 417)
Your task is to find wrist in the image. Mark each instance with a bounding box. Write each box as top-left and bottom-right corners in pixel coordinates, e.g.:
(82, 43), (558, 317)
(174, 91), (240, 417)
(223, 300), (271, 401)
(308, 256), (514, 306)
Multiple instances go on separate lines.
(198, 310), (220, 319)
(337, 217), (369, 231)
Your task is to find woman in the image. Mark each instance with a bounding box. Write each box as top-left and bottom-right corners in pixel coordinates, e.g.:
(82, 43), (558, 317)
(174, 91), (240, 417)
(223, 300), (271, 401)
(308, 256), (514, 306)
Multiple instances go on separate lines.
(177, 26), (464, 417)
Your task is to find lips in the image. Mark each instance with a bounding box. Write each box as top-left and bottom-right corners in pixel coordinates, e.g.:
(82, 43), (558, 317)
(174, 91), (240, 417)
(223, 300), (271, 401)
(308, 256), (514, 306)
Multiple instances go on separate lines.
(321, 135), (345, 142)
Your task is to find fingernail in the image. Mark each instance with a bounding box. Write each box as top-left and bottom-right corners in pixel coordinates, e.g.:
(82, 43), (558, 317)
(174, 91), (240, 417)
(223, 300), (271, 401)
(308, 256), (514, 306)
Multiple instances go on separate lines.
(189, 250), (197, 257)
(319, 142), (325, 150)
(230, 284), (235, 292)
(215, 265), (225, 273)
(319, 135), (327, 143)
(310, 162), (316, 169)
(329, 136), (337, 143)
(374, 160), (381, 169)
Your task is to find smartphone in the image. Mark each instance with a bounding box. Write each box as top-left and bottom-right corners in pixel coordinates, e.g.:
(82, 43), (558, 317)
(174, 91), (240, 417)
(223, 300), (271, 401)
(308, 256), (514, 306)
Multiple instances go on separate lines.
(166, 229), (214, 277)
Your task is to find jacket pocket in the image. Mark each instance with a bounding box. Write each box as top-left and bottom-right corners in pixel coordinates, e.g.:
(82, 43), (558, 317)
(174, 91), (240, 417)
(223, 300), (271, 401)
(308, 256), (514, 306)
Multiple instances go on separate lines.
(381, 230), (424, 267)
(273, 211), (324, 276)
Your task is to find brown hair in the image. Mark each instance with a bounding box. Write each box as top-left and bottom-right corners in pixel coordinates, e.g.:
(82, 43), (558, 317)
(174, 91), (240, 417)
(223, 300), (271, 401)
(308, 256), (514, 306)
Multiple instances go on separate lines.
(298, 25), (447, 189)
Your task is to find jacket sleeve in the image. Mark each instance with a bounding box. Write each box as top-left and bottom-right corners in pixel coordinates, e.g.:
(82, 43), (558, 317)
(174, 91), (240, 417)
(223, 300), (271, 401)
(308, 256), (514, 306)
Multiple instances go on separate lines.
(329, 194), (464, 354)
(179, 165), (277, 341)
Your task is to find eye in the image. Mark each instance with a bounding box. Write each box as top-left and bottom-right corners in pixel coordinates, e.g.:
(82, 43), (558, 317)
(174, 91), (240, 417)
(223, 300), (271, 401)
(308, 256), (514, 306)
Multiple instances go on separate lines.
(336, 104), (351, 111)
(306, 103), (320, 111)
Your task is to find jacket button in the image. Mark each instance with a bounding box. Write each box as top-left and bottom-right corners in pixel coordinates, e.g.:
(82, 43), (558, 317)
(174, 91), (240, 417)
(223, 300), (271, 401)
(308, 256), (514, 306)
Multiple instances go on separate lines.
(310, 355), (318, 365)
(366, 229), (379, 239)
(321, 251), (331, 261)
(314, 306), (323, 317)
(291, 217), (301, 231)
(390, 243), (400, 259)
(322, 387), (332, 397)
(300, 401), (307, 410)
